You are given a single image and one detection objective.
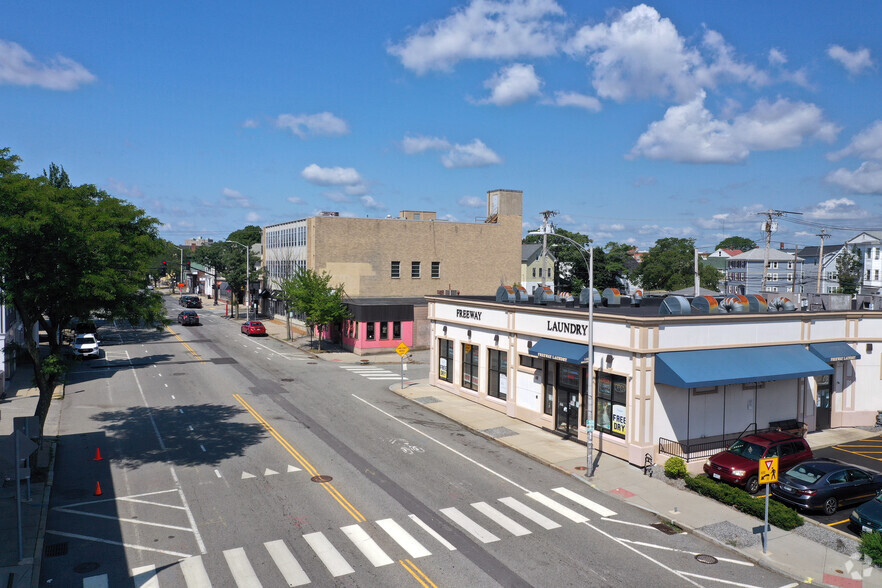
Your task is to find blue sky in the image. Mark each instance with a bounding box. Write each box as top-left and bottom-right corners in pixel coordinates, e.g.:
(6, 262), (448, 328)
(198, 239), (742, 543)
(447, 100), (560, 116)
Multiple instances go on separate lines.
(4, 1), (882, 251)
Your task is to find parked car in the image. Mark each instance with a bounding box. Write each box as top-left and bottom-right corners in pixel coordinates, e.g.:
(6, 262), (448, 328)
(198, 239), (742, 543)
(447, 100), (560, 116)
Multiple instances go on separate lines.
(704, 431), (813, 494)
(179, 295), (202, 308)
(241, 320), (266, 336)
(771, 459), (882, 515)
(74, 320), (98, 334)
(851, 492), (882, 534)
(72, 334), (101, 359)
(177, 310), (200, 326)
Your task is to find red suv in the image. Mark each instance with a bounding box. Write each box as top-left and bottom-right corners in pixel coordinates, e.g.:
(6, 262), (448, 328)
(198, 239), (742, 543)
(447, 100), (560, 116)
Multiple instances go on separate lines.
(704, 431), (813, 494)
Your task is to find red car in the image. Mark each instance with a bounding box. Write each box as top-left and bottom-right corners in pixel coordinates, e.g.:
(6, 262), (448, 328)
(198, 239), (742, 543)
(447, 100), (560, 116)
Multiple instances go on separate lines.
(704, 431), (813, 494)
(241, 320), (266, 336)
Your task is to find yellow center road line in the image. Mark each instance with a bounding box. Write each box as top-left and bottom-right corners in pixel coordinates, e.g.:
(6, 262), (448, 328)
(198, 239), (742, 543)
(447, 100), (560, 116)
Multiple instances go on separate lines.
(400, 559), (438, 588)
(232, 394), (366, 523)
(831, 446), (882, 462)
(164, 326), (205, 361)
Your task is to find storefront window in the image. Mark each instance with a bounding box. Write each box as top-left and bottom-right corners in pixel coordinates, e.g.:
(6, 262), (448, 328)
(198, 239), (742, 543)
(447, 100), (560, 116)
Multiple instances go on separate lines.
(379, 322), (389, 340)
(393, 321), (401, 339)
(462, 343), (479, 391)
(595, 373), (627, 438)
(366, 322), (375, 340)
(438, 339), (453, 382)
(488, 349), (507, 400)
(544, 362), (554, 415)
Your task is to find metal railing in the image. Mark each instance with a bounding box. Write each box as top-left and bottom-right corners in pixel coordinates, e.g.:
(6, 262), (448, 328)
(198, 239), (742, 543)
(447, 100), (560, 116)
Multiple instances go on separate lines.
(658, 423), (770, 462)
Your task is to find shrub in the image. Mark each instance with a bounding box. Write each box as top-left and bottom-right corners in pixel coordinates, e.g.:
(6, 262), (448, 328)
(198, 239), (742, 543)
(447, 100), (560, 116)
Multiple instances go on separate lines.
(685, 474), (803, 530)
(860, 531), (882, 567)
(664, 456), (688, 479)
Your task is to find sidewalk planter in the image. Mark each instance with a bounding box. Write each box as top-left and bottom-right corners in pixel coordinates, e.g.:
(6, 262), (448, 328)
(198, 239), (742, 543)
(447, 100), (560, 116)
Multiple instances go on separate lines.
(685, 474), (804, 530)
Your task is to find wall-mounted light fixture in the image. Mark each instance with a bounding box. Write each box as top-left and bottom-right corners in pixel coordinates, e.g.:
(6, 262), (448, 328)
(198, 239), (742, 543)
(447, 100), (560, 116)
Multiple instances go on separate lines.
(606, 354), (613, 369)
(442, 326), (447, 335)
(494, 334), (499, 345)
(868, 343), (874, 354)
(467, 329), (471, 338)
(527, 341), (533, 349)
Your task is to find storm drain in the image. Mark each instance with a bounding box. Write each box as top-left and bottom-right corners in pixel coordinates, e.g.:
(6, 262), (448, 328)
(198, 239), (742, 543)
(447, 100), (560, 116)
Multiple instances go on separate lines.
(650, 522), (680, 535)
(73, 562), (100, 574)
(695, 554), (718, 565)
(311, 475), (333, 483)
(44, 542), (68, 557)
(413, 397), (440, 405)
(481, 426), (518, 439)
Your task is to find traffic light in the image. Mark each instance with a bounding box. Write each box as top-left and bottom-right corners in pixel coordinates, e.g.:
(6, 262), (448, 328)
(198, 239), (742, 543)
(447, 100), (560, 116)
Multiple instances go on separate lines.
(185, 261), (191, 272)
(161, 261), (167, 276)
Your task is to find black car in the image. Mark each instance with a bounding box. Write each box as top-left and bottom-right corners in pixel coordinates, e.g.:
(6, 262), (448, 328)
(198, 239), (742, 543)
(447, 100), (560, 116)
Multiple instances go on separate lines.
(179, 295), (202, 308)
(771, 459), (882, 515)
(177, 310), (200, 326)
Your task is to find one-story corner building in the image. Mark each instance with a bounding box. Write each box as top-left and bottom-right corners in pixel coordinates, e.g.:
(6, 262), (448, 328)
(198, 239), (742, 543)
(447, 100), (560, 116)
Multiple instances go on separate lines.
(427, 293), (879, 468)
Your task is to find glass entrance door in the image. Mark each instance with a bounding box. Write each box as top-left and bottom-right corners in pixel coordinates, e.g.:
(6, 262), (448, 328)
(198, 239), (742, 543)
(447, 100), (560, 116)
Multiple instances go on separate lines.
(816, 372), (832, 430)
(555, 363), (580, 435)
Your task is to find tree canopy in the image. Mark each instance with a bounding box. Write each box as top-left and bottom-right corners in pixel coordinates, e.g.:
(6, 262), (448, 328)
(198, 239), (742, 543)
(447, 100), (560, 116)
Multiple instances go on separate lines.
(277, 268), (349, 351)
(631, 237), (720, 292)
(0, 148), (165, 429)
(836, 246), (862, 294)
(522, 228), (634, 292)
(192, 227), (262, 316)
(715, 236), (756, 252)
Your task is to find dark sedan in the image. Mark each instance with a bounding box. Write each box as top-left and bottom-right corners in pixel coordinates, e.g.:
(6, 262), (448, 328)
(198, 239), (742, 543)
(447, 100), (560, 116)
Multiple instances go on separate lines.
(177, 310), (200, 326)
(771, 459), (882, 515)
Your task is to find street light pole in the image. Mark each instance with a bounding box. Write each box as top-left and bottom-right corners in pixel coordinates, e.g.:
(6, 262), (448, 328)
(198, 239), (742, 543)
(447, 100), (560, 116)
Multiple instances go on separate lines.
(528, 229), (596, 477)
(225, 240), (250, 320)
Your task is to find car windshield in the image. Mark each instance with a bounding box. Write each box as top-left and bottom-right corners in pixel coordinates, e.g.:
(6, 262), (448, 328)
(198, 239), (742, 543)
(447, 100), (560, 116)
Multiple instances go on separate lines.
(75, 335), (95, 345)
(784, 464), (824, 484)
(727, 440), (765, 461)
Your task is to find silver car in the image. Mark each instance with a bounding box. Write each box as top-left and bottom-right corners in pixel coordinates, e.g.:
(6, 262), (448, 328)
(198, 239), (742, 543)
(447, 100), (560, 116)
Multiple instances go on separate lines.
(72, 334), (101, 359)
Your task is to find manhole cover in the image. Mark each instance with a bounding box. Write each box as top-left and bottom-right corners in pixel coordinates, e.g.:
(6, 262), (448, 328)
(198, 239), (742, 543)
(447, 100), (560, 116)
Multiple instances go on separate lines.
(695, 554), (718, 565)
(650, 522), (679, 535)
(74, 562), (101, 574)
(311, 475), (333, 483)
(45, 542), (68, 557)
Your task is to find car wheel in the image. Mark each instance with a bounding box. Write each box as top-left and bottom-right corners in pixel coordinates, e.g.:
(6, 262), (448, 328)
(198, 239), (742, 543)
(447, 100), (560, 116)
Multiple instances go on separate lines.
(745, 476), (759, 495)
(823, 497), (838, 516)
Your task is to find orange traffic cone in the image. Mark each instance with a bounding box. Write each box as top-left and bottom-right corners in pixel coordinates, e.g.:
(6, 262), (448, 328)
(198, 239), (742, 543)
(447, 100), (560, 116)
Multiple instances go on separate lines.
(93, 448), (103, 461)
(94, 481), (102, 496)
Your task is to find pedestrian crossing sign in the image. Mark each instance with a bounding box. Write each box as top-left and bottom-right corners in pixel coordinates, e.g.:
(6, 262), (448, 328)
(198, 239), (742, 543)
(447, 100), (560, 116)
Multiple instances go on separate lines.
(396, 342), (409, 357)
(759, 456), (778, 484)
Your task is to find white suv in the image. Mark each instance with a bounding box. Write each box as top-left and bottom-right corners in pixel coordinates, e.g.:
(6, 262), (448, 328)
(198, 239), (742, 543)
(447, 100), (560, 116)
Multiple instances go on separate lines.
(72, 334), (101, 359)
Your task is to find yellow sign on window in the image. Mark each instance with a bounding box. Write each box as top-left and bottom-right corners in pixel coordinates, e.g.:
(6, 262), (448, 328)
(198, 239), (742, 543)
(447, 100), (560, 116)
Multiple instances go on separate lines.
(759, 456), (778, 485)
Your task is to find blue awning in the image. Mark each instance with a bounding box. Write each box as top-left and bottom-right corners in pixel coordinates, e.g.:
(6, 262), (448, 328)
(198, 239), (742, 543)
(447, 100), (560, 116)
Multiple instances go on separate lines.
(529, 338), (591, 365)
(809, 342), (860, 362)
(655, 345), (834, 388)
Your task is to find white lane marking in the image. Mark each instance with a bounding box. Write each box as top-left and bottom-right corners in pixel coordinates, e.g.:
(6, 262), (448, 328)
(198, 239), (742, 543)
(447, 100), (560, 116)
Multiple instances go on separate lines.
(59, 488), (178, 510)
(50, 507), (194, 531)
(376, 518), (431, 558)
(189, 425), (194, 431)
(678, 571), (764, 587)
(200, 444), (206, 452)
(353, 395), (529, 492)
(132, 564), (159, 588)
(367, 377), (408, 381)
(408, 514), (457, 551)
(83, 575), (109, 588)
(179, 556), (212, 588)
(215, 469), (222, 478)
(265, 539), (310, 586)
(287, 465), (301, 473)
(303, 532), (355, 577)
(602, 518), (655, 530)
(552, 487), (617, 517)
(171, 466), (207, 555)
(116, 497), (187, 510)
(616, 538), (753, 566)
(241, 335), (305, 361)
(170, 392), (174, 397)
(45, 530), (190, 558)
(341, 524), (394, 567)
(264, 468), (278, 476)
(526, 492), (588, 523)
(126, 350), (166, 450)
(582, 519), (702, 587)
(242, 472), (256, 479)
(440, 507), (500, 543)
(472, 502), (531, 536)
(498, 497), (561, 530)
(224, 547), (263, 587)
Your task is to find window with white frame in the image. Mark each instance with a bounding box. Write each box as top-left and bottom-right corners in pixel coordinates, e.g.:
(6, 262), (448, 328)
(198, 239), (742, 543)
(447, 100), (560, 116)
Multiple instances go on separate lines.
(431, 261), (440, 279)
(411, 261), (420, 278)
(391, 261), (400, 279)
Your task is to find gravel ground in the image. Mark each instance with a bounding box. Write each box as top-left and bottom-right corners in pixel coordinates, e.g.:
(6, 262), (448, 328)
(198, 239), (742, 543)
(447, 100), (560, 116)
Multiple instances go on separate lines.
(698, 521), (760, 548)
(793, 522), (861, 557)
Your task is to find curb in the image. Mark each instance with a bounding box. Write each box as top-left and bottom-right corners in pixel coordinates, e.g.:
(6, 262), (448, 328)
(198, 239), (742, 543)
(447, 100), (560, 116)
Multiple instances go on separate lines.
(30, 439), (57, 588)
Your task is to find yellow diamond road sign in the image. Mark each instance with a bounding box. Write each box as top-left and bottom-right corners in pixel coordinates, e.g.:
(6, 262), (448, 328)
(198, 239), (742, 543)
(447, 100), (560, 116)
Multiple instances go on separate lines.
(759, 456), (778, 485)
(396, 342), (409, 357)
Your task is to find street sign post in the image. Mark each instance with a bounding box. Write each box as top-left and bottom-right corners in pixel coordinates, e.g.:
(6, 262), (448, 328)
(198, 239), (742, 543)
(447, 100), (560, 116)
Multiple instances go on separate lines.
(759, 456), (779, 553)
(396, 343), (409, 389)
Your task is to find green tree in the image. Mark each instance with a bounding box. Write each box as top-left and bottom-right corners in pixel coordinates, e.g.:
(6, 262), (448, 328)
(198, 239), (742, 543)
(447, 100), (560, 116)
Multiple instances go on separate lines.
(836, 246), (862, 294)
(715, 236), (757, 252)
(277, 268), (350, 351)
(631, 237), (720, 292)
(192, 228), (262, 317)
(523, 229), (633, 292)
(0, 149), (165, 430)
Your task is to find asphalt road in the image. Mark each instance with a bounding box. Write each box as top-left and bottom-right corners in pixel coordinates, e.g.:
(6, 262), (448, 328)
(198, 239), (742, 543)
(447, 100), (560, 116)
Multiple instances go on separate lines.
(39, 300), (800, 587)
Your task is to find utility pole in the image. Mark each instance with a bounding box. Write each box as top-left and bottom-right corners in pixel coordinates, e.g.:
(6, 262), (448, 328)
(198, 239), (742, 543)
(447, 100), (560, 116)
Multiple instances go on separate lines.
(816, 229), (830, 293)
(757, 209), (802, 293)
(538, 210), (558, 291)
(791, 244), (799, 295)
(694, 248), (700, 297)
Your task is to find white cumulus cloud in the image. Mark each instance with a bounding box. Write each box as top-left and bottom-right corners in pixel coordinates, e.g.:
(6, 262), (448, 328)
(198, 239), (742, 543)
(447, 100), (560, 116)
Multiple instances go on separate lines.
(828, 121), (882, 162)
(480, 63), (542, 106)
(221, 188), (254, 208)
(548, 90), (602, 111)
(458, 195), (484, 207)
(804, 198), (863, 220)
(388, 0), (564, 74)
(275, 112), (350, 138)
(360, 195), (386, 210)
(245, 212), (262, 222)
(826, 162), (882, 195)
(827, 45), (873, 75)
(401, 134), (451, 154)
(301, 164), (363, 186)
(441, 139), (503, 168)
(0, 39), (95, 90)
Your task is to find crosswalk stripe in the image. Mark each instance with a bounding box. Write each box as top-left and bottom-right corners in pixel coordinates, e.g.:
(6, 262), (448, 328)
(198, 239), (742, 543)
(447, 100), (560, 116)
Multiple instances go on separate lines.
(440, 507), (500, 543)
(471, 502), (531, 536)
(303, 532), (355, 577)
(83, 575), (108, 588)
(553, 487), (617, 517)
(367, 377), (407, 380)
(223, 547), (263, 587)
(408, 514), (457, 551)
(179, 556), (212, 588)
(376, 518), (431, 558)
(498, 497), (561, 530)
(131, 565), (159, 588)
(526, 492), (588, 523)
(264, 540), (310, 587)
(341, 524), (394, 567)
